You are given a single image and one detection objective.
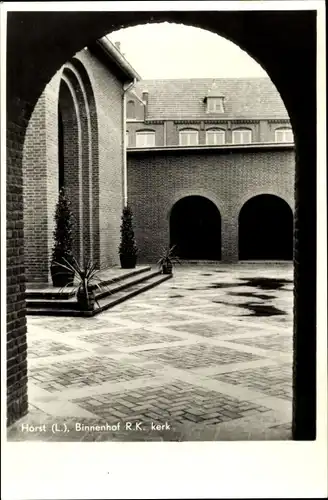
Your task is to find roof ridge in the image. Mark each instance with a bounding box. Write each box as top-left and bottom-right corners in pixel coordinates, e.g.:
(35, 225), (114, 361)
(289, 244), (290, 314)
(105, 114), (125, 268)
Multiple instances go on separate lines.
(136, 77), (272, 83)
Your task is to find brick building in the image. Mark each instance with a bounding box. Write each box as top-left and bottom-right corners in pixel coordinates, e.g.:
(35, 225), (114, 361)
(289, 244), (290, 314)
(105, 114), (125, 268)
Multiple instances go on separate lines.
(23, 42), (295, 285)
(126, 79), (295, 262)
(23, 38), (140, 284)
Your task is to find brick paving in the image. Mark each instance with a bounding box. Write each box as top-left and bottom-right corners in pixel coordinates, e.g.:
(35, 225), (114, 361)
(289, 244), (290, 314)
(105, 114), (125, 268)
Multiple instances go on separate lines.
(73, 381), (270, 425)
(134, 343), (262, 368)
(229, 333), (292, 351)
(28, 339), (79, 359)
(28, 356), (153, 392)
(212, 363), (293, 400)
(78, 328), (182, 347)
(8, 263), (293, 441)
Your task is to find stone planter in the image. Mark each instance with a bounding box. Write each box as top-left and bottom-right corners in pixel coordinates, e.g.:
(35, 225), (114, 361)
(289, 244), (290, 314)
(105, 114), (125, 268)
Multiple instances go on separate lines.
(76, 287), (96, 311)
(120, 254), (137, 269)
(50, 263), (74, 288)
(162, 262), (173, 275)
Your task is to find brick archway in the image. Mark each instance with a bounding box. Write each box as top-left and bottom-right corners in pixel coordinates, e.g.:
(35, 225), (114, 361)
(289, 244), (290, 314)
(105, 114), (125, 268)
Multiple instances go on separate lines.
(170, 195), (222, 260)
(7, 10), (317, 439)
(22, 56), (100, 284)
(58, 71), (85, 263)
(238, 194), (294, 261)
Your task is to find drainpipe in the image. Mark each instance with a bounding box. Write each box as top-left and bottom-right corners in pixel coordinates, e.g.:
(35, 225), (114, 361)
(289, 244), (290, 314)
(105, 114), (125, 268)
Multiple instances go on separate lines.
(122, 78), (136, 207)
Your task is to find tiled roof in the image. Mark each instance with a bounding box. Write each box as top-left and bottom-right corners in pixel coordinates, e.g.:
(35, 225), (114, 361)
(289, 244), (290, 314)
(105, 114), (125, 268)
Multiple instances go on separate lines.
(133, 78), (289, 120)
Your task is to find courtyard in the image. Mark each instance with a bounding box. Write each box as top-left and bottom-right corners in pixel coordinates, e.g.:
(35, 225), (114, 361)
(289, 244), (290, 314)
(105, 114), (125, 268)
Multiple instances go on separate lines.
(8, 263), (293, 441)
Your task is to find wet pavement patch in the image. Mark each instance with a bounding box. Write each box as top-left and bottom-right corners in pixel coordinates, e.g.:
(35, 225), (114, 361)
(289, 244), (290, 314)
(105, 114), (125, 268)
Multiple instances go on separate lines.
(206, 282), (244, 289)
(229, 292), (276, 300)
(239, 277), (293, 290)
(240, 303), (287, 317)
(212, 299), (286, 317)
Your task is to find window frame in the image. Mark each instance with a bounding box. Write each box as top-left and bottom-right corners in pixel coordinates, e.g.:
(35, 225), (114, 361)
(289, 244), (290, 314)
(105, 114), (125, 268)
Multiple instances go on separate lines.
(179, 129), (199, 146)
(135, 130), (156, 148)
(206, 98), (224, 114)
(126, 100), (136, 120)
(206, 128), (226, 145)
(275, 128), (294, 143)
(232, 128), (252, 144)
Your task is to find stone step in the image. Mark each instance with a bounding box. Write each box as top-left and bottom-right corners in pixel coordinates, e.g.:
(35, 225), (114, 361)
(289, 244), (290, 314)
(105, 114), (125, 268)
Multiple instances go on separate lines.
(26, 268), (161, 309)
(25, 265), (151, 300)
(26, 272), (172, 317)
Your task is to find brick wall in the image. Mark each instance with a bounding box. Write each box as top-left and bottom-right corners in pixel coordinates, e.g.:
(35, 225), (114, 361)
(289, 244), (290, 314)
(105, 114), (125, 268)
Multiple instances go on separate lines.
(22, 48), (125, 282)
(127, 121), (164, 147)
(23, 72), (61, 284)
(126, 118), (292, 148)
(127, 148), (295, 262)
(7, 98), (32, 426)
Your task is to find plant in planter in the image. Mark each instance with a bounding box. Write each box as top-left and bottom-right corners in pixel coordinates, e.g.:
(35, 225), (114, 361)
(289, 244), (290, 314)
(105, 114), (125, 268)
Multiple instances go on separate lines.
(119, 205), (138, 269)
(54, 256), (104, 312)
(157, 245), (181, 275)
(50, 187), (75, 287)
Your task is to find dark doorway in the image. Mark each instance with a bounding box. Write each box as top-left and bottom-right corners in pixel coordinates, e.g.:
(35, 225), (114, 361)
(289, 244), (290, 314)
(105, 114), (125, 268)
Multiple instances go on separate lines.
(239, 194), (293, 260)
(170, 196), (221, 260)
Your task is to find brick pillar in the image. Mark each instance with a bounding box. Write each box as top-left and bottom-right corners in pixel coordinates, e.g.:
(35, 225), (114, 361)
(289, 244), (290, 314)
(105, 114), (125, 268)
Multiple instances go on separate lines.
(292, 127), (316, 440)
(23, 94), (50, 283)
(221, 212), (238, 262)
(7, 97), (31, 426)
(226, 121), (232, 144)
(259, 120), (270, 142)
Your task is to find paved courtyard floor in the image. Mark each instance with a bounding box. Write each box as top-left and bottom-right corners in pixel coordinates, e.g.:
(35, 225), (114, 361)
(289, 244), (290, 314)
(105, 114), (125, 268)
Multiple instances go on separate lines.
(8, 263), (294, 441)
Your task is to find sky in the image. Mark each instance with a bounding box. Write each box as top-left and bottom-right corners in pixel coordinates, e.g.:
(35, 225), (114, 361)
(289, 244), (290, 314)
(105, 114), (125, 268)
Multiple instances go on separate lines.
(107, 22), (267, 79)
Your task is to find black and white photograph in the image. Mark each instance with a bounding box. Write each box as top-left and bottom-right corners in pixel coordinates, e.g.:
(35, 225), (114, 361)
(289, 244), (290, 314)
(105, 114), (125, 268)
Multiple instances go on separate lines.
(1, 1), (327, 498)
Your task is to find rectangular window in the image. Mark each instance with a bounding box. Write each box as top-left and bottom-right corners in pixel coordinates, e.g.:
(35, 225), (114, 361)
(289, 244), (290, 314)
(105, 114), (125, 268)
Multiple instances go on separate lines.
(136, 131), (155, 148)
(179, 130), (199, 146)
(232, 129), (252, 144)
(206, 130), (225, 145)
(275, 129), (294, 143)
(207, 98), (224, 113)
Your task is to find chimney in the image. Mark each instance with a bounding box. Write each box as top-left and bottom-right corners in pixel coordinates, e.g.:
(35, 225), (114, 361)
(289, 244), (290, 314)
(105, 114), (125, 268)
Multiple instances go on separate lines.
(142, 90), (148, 120)
(114, 41), (121, 52)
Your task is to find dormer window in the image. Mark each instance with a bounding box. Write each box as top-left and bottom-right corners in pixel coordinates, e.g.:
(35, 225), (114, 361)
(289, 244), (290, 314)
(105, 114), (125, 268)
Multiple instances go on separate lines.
(207, 98), (224, 114)
(204, 82), (225, 114)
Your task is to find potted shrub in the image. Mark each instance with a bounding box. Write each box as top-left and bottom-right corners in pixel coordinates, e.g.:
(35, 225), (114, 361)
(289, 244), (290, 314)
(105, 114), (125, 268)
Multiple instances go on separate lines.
(157, 245), (181, 275)
(119, 205), (138, 269)
(50, 187), (75, 287)
(54, 256), (104, 311)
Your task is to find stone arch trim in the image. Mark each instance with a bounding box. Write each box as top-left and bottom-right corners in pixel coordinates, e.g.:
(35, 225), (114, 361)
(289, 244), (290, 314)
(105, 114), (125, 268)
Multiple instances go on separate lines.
(58, 75), (84, 262)
(236, 190), (294, 217)
(70, 57), (100, 265)
(205, 126), (226, 131)
(61, 64), (92, 262)
(136, 128), (156, 133)
(166, 190), (225, 221)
